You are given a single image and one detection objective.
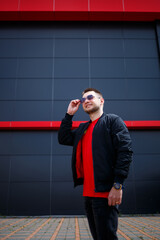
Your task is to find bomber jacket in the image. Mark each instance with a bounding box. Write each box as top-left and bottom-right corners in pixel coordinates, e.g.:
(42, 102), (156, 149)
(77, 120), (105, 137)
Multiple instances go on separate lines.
(58, 112), (133, 192)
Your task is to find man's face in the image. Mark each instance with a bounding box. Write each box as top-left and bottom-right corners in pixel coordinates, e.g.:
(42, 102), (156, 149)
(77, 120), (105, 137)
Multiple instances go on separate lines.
(81, 91), (104, 114)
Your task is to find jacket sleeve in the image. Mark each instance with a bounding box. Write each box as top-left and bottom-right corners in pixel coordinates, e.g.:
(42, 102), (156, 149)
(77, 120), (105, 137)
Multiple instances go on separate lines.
(110, 115), (133, 185)
(58, 113), (76, 146)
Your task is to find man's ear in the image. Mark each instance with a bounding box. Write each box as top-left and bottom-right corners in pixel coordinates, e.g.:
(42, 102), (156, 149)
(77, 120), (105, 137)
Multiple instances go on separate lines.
(100, 98), (104, 105)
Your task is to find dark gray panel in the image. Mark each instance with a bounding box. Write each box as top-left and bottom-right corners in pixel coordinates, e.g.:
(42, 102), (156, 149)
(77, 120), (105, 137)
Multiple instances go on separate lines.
(0, 22), (54, 39)
(135, 181), (160, 214)
(0, 25), (20, 38)
(14, 101), (52, 121)
(17, 58), (53, 78)
(0, 132), (12, 155)
(52, 101), (71, 121)
(16, 79), (52, 100)
(11, 132), (51, 155)
(52, 155), (72, 182)
(119, 181), (136, 214)
(0, 156), (10, 182)
(53, 100), (88, 121)
(54, 78), (89, 100)
(9, 182), (50, 215)
(0, 59), (17, 78)
(55, 39), (88, 57)
(133, 154), (160, 181)
(89, 22), (123, 38)
(105, 100), (160, 121)
(103, 101), (128, 121)
(17, 39), (53, 58)
(129, 100), (160, 120)
(0, 79), (15, 100)
(51, 182), (84, 215)
(156, 21), (160, 37)
(0, 101), (14, 121)
(125, 59), (160, 78)
(54, 58), (89, 78)
(90, 59), (125, 78)
(123, 22), (155, 39)
(157, 38), (160, 55)
(125, 162), (134, 182)
(16, 25), (54, 39)
(156, 21), (160, 55)
(91, 79), (127, 100)
(0, 183), (9, 213)
(126, 78), (160, 100)
(130, 131), (160, 154)
(92, 78), (160, 100)
(10, 156), (50, 182)
(0, 39), (18, 58)
(90, 39), (123, 57)
(52, 133), (72, 155)
(124, 39), (158, 58)
(55, 22), (88, 38)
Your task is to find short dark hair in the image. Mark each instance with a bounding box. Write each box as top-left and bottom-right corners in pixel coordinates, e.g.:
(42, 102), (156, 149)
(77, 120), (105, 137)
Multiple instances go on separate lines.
(82, 88), (103, 97)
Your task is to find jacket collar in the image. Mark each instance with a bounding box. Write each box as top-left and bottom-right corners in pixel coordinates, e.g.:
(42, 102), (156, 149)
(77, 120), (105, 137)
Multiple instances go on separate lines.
(89, 112), (105, 123)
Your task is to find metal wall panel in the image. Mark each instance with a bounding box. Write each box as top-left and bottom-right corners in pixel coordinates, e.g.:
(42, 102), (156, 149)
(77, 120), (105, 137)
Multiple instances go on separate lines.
(0, 157), (10, 182)
(16, 79), (52, 100)
(0, 22), (160, 215)
(0, 102), (14, 121)
(9, 182), (50, 215)
(0, 183), (9, 213)
(13, 101), (52, 121)
(10, 156), (50, 182)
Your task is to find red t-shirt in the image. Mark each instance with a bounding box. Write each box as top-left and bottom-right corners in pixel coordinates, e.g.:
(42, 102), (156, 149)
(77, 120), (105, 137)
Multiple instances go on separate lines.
(82, 118), (109, 198)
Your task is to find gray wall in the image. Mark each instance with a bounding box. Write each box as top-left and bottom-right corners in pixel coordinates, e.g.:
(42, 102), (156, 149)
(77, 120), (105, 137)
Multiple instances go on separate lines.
(0, 22), (160, 215)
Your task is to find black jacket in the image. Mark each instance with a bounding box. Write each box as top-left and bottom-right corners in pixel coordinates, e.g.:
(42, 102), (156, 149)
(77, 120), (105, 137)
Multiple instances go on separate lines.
(58, 112), (133, 192)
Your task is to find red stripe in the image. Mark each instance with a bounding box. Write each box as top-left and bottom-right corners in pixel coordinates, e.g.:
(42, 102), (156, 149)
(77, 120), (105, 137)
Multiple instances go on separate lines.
(124, 121), (160, 130)
(0, 12), (159, 21)
(0, 0), (160, 21)
(0, 121), (160, 130)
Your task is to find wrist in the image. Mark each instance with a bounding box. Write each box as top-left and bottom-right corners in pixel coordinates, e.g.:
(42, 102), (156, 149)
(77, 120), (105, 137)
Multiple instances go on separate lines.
(113, 182), (123, 190)
(67, 111), (74, 116)
(65, 113), (74, 120)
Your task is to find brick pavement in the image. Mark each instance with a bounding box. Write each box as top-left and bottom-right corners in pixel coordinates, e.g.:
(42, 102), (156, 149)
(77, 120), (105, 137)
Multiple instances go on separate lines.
(0, 215), (160, 240)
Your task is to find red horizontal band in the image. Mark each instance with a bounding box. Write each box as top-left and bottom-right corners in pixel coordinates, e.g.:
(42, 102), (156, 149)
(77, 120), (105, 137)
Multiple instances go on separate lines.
(0, 121), (160, 130)
(0, 0), (160, 21)
(0, 11), (160, 22)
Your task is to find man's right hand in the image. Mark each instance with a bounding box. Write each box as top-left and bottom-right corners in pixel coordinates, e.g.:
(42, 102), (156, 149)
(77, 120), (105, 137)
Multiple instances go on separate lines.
(67, 99), (81, 116)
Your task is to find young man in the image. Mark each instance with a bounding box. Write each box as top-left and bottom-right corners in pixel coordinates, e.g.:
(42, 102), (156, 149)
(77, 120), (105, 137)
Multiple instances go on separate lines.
(58, 88), (133, 240)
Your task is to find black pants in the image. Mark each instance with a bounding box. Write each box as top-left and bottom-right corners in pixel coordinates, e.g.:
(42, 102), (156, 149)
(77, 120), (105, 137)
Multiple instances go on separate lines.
(84, 197), (118, 240)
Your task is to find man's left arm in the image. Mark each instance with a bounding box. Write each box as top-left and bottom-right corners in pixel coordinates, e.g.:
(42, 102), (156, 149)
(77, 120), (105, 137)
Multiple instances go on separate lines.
(108, 116), (133, 206)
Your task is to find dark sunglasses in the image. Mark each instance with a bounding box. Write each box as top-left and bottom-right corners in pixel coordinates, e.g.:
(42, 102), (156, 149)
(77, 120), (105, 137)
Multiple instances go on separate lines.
(80, 94), (96, 103)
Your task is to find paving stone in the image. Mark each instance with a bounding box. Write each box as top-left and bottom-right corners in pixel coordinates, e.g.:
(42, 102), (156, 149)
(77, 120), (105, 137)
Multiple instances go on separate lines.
(0, 215), (160, 239)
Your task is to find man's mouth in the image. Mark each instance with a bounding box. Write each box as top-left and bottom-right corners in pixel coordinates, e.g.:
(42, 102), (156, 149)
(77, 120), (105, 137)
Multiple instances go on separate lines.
(85, 104), (92, 108)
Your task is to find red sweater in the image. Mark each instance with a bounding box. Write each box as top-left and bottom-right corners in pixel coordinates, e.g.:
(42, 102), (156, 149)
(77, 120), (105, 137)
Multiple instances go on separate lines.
(82, 118), (109, 198)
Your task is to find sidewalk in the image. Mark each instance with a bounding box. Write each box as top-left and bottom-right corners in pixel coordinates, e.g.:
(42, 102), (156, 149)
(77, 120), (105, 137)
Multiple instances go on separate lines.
(0, 215), (160, 240)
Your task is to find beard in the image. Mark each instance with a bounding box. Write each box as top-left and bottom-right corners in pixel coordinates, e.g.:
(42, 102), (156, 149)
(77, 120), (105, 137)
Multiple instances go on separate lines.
(84, 105), (100, 114)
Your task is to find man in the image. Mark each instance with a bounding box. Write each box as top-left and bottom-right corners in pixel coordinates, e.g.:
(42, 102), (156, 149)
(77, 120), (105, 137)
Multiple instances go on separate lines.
(58, 88), (133, 240)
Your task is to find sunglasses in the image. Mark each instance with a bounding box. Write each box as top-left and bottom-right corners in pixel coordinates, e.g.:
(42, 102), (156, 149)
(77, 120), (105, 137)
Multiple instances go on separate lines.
(80, 94), (99, 103)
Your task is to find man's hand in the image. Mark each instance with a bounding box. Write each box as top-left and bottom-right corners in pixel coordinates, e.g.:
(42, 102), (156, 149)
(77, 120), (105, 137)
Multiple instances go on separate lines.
(67, 99), (81, 116)
(108, 187), (123, 206)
